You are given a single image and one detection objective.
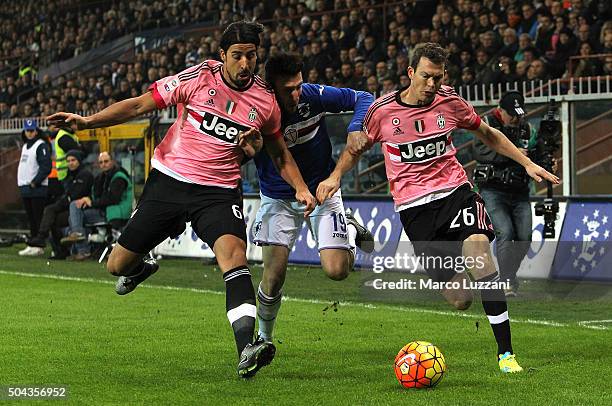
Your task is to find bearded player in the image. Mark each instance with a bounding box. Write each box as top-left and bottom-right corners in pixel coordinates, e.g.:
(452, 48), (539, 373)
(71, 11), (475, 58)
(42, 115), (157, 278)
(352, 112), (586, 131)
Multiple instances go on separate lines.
(47, 21), (316, 378)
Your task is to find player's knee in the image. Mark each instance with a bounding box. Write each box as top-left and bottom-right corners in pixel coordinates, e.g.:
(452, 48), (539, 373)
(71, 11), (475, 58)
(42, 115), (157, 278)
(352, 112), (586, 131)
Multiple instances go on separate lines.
(323, 264), (350, 281)
(464, 233), (489, 243)
(106, 250), (131, 276)
(106, 256), (123, 276)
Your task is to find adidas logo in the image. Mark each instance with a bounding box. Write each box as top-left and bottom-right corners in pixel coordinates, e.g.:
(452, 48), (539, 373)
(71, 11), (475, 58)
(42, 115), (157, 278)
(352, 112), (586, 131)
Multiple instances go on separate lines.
(205, 98), (215, 106)
(393, 127), (403, 135)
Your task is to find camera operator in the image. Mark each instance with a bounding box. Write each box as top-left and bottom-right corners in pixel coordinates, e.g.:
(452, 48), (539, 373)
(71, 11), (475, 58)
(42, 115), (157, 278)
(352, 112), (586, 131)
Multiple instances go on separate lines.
(473, 91), (535, 297)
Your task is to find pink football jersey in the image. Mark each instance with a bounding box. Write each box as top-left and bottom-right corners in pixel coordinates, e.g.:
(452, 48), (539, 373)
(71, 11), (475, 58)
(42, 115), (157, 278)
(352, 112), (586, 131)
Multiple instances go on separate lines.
(364, 85), (481, 208)
(149, 60), (281, 188)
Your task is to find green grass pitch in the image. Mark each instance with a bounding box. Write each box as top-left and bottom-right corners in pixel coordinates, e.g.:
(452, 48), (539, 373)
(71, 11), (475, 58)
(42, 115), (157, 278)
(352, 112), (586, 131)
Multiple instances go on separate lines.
(1, 246), (611, 405)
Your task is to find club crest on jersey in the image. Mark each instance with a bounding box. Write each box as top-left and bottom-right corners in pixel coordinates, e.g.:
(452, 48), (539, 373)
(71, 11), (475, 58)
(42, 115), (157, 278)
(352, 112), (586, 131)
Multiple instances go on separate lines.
(248, 107), (257, 122)
(298, 103), (310, 118)
(436, 113), (445, 129)
(392, 117), (401, 126)
(197, 111), (249, 144)
(284, 127), (299, 144)
(414, 119), (425, 133)
(208, 89), (216, 96)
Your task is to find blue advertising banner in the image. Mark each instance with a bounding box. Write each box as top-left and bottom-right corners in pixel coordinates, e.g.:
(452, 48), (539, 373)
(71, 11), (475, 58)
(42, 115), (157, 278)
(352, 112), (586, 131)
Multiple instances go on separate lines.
(288, 200), (404, 267)
(551, 202), (612, 281)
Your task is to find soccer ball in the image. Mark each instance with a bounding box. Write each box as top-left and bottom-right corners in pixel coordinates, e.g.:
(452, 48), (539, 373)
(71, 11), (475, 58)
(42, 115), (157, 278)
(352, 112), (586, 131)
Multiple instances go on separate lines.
(394, 341), (447, 389)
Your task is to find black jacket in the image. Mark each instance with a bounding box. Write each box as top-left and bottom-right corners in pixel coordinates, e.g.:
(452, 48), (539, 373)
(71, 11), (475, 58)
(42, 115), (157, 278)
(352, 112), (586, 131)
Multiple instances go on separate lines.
(472, 111), (532, 192)
(91, 165), (129, 209)
(58, 165), (94, 210)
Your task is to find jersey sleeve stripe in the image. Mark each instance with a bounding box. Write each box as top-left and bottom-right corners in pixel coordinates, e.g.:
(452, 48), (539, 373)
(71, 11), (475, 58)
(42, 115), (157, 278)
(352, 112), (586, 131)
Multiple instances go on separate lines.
(363, 96), (396, 128)
(264, 129), (282, 139)
(363, 93), (395, 124)
(178, 62), (206, 81)
(149, 82), (166, 109)
(254, 77), (274, 93)
(466, 115), (481, 130)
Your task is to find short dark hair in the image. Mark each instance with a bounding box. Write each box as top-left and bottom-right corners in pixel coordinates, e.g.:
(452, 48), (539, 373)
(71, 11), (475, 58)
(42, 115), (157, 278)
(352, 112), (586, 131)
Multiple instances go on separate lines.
(264, 52), (304, 84)
(410, 42), (448, 70)
(219, 21), (264, 52)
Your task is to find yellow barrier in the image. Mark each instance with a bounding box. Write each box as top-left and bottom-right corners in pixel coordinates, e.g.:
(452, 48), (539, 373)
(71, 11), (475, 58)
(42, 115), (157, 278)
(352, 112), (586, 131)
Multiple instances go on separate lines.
(76, 120), (154, 180)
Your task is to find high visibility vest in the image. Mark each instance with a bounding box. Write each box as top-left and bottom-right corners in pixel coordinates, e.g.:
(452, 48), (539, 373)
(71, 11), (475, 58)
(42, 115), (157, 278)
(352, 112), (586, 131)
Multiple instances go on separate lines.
(49, 160), (58, 179)
(104, 170), (133, 222)
(55, 130), (79, 181)
(48, 139), (58, 179)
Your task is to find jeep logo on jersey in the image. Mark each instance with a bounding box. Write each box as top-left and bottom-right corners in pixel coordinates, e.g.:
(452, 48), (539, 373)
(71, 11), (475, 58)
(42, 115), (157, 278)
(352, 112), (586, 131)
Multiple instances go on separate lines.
(398, 132), (448, 162)
(199, 111), (249, 143)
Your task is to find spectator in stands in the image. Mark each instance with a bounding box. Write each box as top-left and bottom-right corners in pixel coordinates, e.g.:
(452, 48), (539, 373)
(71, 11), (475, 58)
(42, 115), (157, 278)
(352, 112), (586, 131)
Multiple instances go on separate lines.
(17, 119), (51, 257)
(522, 47), (539, 64)
(518, 3), (539, 38)
(25, 150), (93, 260)
(474, 49), (496, 85)
(304, 41), (333, 77)
(360, 36), (385, 63)
(602, 56), (612, 76)
(8, 104), (19, 119)
(52, 124), (81, 183)
(61, 152), (132, 260)
(527, 58), (549, 81)
(499, 56), (519, 83)
(0, 102), (9, 119)
(573, 42), (602, 77)
(43, 124), (64, 205)
(535, 12), (555, 55)
(576, 23), (595, 48)
(338, 63), (357, 88)
(601, 27), (612, 53)
(500, 28), (519, 58)
(307, 68), (320, 83)
(366, 75), (381, 98)
(549, 28), (578, 76)
(381, 76), (398, 96)
(375, 61), (389, 83)
(0, 0), (610, 122)
(515, 33), (535, 62)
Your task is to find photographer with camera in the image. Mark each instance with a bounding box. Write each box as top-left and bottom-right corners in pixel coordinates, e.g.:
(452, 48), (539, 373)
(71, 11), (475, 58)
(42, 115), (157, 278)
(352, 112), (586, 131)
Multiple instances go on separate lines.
(473, 91), (536, 297)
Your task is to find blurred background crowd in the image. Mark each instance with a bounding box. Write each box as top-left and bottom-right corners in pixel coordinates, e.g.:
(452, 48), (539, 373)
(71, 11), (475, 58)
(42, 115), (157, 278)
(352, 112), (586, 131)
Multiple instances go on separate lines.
(1, 0), (611, 119)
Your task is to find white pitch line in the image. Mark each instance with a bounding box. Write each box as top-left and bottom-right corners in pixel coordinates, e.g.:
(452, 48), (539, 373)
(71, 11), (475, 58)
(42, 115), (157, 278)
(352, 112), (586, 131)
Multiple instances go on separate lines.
(577, 320), (612, 330)
(0, 270), (608, 331)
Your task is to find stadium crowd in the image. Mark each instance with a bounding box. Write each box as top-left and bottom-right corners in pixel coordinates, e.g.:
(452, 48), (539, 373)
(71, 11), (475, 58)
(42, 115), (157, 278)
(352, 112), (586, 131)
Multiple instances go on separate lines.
(1, 0), (611, 119)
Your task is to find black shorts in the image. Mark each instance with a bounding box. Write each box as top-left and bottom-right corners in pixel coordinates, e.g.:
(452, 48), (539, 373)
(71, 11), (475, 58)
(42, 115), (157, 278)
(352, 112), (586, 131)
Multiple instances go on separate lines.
(399, 184), (495, 282)
(118, 169), (246, 254)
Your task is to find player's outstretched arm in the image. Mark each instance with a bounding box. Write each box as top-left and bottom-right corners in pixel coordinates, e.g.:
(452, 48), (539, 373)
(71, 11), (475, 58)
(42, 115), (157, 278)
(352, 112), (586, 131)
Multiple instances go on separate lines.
(317, 130), (369, 203)
(264, 135), (317, 217)
(472, 121), (560, 184)
(47, 92), (159, 131)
